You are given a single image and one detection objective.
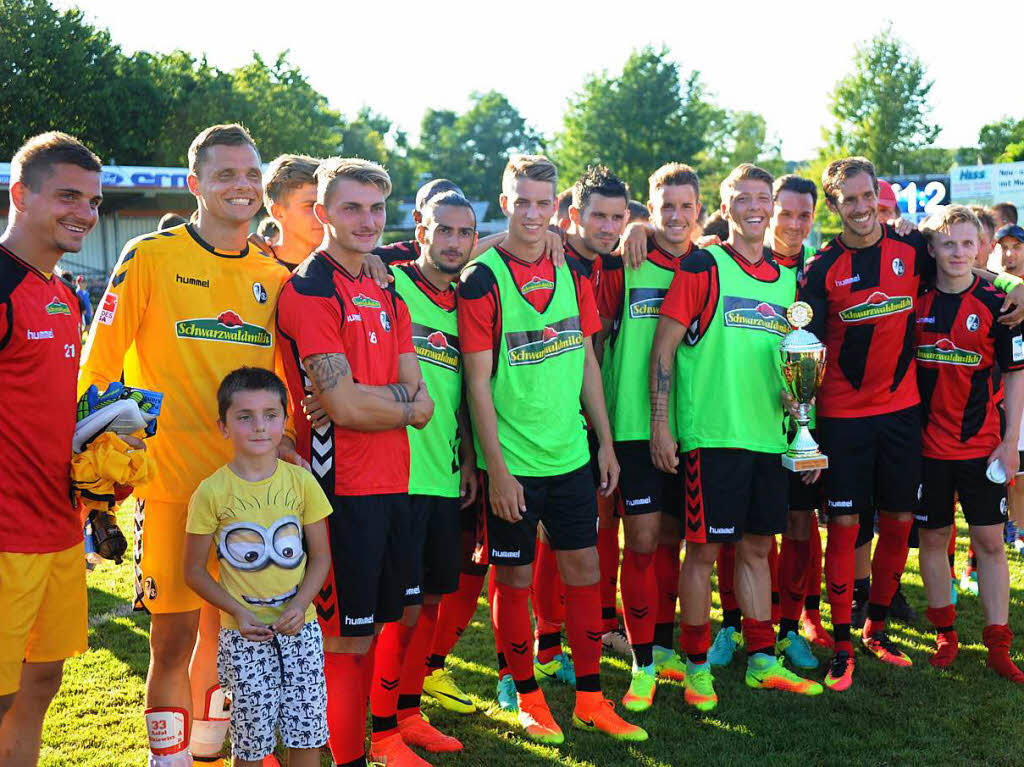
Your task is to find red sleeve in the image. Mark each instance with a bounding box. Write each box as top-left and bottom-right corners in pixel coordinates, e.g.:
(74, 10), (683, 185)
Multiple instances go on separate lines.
(457, 292), (497, 353)
(394, 293), (414, 354)
(596, 263), (624, 321)
(277, 283), (345, 359)
(661, 265), (713, 330)
(574, 272), (601, 337)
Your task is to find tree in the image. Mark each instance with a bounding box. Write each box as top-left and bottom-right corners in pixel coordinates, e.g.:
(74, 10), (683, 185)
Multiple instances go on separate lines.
(821, 26), (940, 175)
(977, 117), (1024, 163)
(0, 0), (143, 161)
(553, 47), (731, 204)
(408, 91), (540, 211)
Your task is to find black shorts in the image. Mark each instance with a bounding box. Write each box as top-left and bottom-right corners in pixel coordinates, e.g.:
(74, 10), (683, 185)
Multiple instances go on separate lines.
(681, 448), (788, 543)
(316, 494), (414, 637)
(616, 440), (681, 517)
(405, 495), (462, 604)
(916, 457), (1008, 529)
(484, 464), (598, 567)
(588, 429), (601, 488)
(817, 405), (922, 519)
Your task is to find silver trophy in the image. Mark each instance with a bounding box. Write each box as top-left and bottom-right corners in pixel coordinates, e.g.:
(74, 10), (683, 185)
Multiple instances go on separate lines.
(780, 301), (828, 472)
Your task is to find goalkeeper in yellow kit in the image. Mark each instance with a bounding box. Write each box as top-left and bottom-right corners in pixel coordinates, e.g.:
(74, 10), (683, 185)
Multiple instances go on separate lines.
(78, 124), (303, 766)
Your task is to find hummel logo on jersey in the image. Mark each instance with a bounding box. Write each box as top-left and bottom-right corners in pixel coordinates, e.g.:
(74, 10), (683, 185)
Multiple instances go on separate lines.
(625, 496), (652, 506)
(835, 275), (861, 287)
(490, 549), (521, 559)
(346, 313), (362, 322)
(838, 291), (913, 322)
(26, 328), (54, 340)
(176, 274), (209, 288)
(709, 526), (735, 535)
(917, 316), (935, 324)
(828, 499), (853, 508)
(405, 585), (421, 596)
(344, 614), (374, 626)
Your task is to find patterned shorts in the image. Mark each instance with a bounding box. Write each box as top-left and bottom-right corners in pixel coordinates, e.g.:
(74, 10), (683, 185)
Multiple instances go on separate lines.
(217, 621), (328, 761)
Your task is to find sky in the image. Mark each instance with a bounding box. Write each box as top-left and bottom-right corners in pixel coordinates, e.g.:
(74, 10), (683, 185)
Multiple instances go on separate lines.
(60, 0), (1023, 162)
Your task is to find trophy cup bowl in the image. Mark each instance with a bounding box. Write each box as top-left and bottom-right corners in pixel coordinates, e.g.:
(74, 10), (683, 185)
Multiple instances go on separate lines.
(780, 303), (829, 472)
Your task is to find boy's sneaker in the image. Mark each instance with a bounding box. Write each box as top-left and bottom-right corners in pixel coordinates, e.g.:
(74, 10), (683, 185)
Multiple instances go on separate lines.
(601, 627), (631, 656)
(745, 653), (822, 695)
(652, 645), (687, 681)
(422, 668), (476, 714)
(824, 651), (855, 691)
(683, 661), (717, 711)
(708, 626), (742, 667)
(572, 694), (648, 742)
(621, 663), (657, 712)
(495, 674), (518, 712)
(517, 690), (564, 744)
(534, 651), (576, 687)
(777, 631), (819, 669)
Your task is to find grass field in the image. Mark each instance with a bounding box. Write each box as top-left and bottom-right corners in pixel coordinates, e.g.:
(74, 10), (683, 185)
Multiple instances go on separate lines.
(39, 510), (1024, 767)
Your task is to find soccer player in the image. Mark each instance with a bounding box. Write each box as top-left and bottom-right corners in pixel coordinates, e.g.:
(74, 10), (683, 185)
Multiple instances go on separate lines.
(458, 155), (645, 743)
(260, 154), (323, 268)
(0, 132), (101, 766)
(914, 206), (1024, 683)
(649, 163), (823, 713)
(992, 201), (1019, 229)
(275, 157), (434, 767)
(996, 224), (1024, 528)
(373, 179), (465, 265)
(78, 124), (298, 765)
(386, 191), (480, 753)
(597, 163), (700, 707)
(256, 216), (280, 246)
(766, 174), (828, 665)
(531, 165), (630, 685)
(969, 205), (997, 271)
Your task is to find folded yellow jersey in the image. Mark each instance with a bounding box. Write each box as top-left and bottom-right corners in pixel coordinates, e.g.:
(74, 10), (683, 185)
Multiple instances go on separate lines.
(72, 431), (155, 511)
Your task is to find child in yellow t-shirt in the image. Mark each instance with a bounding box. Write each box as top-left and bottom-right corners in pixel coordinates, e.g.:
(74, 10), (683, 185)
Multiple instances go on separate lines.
(184, 367), (331, 767)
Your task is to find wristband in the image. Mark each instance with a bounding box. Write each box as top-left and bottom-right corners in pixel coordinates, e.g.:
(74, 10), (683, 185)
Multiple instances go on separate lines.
(994, 272), (1023, 293)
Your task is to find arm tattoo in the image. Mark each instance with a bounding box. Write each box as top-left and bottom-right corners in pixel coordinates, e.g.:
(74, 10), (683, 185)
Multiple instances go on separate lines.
(388, 383), (412, 402)
(306, 353), (350, 394)
(650, 354), (672, 424)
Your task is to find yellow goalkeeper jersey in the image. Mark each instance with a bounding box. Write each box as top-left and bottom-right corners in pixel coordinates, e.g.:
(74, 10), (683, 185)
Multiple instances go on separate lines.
(79, 224), (291, 503)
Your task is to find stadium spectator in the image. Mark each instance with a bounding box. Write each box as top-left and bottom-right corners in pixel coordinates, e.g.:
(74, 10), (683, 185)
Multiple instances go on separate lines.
(993, 202), (1019, 228)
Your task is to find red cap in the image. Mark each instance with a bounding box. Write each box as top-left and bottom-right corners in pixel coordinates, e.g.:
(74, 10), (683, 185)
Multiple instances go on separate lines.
(877, 179), (897, 207)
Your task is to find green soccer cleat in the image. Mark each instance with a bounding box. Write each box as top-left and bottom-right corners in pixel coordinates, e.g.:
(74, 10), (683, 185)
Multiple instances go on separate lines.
(683, 661), (718, 711)
(534, 651), (576, 687)
(777, 630), (819, 669)
(621, 663), (657, 711)
(652, 645), (687, 681)
(708, 625), (743, 667)
(422, 668), (476, 714)
(745, 653), (822, 695)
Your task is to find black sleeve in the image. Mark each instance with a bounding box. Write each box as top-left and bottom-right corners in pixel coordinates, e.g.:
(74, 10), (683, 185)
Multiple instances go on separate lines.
(373, 240), (417, 265)
(995, 316), (1024, 372)
(457, 262), (497, 300)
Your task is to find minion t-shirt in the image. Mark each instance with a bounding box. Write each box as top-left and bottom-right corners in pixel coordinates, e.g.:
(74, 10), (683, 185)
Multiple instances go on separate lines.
(186, 460), (332, 629)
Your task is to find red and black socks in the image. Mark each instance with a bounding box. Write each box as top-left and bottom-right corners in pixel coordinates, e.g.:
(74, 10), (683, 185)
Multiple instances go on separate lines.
(620, 548), (656, 667)
(825, 522), (859, 652)
(864, 516), (912, 638)
(925, 604), (958, 668)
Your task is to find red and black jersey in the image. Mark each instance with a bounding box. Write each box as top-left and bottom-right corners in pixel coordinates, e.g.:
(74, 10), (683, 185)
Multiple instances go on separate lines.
(373, 239), (419, 266)
(0, 244), (81, 553)
(597, 237), (691, 326)
(799, 225), (928, 418)
(915, 277), (1024, 459)
(564, 240), (602, 292)
(276, 251), (414, 497)
(660, 245), (782, 344)
(393, 261), (456, 312)
(457, 246), (601, 373)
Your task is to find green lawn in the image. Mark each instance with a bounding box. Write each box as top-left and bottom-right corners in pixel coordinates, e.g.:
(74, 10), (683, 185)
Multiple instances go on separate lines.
(40, 512), (1024, 766)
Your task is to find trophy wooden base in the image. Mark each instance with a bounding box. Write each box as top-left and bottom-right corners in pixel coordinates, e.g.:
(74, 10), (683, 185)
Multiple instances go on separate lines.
(782, 453), (828, 472)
